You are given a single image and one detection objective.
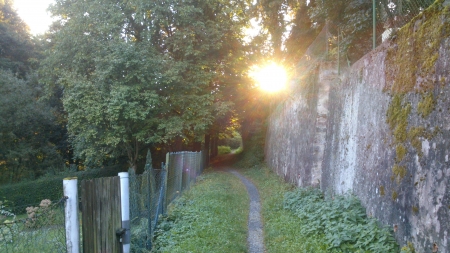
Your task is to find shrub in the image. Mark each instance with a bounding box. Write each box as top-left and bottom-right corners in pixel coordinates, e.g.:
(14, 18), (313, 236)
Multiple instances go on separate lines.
(0, 200), (15, 223)
(218, 146), (232, 155)
(0, 166), (124, 213)
(25, 199), (59, 229)
(283, 188), (399, 252)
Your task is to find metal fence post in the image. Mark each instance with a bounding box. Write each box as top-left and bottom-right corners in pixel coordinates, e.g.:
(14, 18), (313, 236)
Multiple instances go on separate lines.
(373, 0), (376, 49)
(164, 152), (170, 213)
(118, 172), (131, 253)
(63, 177), (79, 253)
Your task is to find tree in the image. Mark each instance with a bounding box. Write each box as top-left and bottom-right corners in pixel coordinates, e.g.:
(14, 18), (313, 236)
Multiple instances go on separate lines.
(0, 70), (63, 183)
(284, 1), (319, 66)
(40, 0), (165, 169)
(151, 0), (249, 148)
(308, 0), (373, 63)
(41, 0), (250, 169)
(253, 0), (299, 58)
(0, 0), (34, 77)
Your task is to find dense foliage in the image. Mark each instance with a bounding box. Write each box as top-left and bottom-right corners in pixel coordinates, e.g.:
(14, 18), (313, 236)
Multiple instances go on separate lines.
(40, 0), (250, 170)
(0, 0), (35, 77)
(0, 71), (63, 183)
(0, 0), (68, 183)
(283, 188), (399, 252)
(1, 0), (402, 180)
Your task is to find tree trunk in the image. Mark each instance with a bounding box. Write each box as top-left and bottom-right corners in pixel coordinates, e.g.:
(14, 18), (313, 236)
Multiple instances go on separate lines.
(212, 134), (219, 158)
(173, 136), (183, 152)
(193, 141), (201, 152)
(204, 134), (210, 166)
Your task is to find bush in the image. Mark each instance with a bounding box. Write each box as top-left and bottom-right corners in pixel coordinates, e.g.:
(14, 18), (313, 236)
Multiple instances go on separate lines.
(0, 166), (124, 214)
(283, 188), (399, 252)
(235, 132), (265, 169)
(218, 146), (232, 155)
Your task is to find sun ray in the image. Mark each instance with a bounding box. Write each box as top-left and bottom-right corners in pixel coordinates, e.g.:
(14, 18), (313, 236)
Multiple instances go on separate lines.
(251, 63), (287, 92)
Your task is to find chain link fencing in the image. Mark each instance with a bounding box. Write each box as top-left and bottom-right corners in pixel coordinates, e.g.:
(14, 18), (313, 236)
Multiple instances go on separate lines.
(376, 0), (435, 43)
(129, 150), (205, 252)
(0, 198), (67, 253)
(292, 0), (436, 86)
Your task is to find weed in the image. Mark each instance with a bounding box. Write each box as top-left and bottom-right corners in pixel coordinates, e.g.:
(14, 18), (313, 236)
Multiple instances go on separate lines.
(282, 188), (398, 252)
(401, 241), (416, 253)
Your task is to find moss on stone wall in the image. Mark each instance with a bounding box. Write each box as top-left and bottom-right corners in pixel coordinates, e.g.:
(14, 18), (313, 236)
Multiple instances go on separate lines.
(386, 94), (411, 144)
(386, 0), (449, 93)
(379, 185), (386, 196)
(385, 0), (449, 186)
(396, 144), (407, 162)
(417, 92), (436, 118)
(392, 164), (407, 183)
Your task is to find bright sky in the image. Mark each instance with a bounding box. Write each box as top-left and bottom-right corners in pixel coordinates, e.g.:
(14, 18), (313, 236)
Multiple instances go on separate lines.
(13, 0), (55, 35)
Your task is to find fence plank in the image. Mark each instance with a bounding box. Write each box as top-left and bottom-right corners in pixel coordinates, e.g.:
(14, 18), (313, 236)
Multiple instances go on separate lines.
(81, 176), (122, 253)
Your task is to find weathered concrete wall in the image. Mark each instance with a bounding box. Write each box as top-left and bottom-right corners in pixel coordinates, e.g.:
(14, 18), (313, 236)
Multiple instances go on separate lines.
(265, 3), (450, 251)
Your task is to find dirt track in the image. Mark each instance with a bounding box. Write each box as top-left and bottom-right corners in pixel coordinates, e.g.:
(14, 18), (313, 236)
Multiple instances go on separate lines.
(211, 155), (265, 253)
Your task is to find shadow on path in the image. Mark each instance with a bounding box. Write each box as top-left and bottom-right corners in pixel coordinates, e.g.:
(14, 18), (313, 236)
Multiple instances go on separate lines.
(211, 155), (265, 253)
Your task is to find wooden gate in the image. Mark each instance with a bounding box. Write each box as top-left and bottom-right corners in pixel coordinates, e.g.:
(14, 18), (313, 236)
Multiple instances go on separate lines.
(81, 176), (122, 253)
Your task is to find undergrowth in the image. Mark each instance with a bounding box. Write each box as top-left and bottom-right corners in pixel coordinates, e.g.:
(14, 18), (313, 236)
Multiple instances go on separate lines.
(243, 166), (330, 253)
(243, 166), (400, 253)
(284, 188), (398, 252)
(152, 170), (248, 253)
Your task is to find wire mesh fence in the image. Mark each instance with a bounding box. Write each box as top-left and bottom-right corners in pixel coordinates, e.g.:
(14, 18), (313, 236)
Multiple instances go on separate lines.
(166, 151), (204, 205)
(0, 199), (67, 253)
(129, 150), (204, 252)
(375, 0), (435, 43)
(293, 0), (436, 85)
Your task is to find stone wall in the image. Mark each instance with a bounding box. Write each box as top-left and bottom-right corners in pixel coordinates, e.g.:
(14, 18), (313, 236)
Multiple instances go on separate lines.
(265, 2), (450, 251)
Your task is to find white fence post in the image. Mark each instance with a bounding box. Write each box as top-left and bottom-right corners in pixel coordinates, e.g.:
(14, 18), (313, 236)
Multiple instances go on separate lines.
(63, 177), (79, 253)
(119, 172), (131, 253)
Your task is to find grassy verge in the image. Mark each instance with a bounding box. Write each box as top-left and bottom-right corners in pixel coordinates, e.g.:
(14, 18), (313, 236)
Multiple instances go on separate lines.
(242, 165), (399, 253)
(242, 166), (330, 252)
(153, 169), (249, 253)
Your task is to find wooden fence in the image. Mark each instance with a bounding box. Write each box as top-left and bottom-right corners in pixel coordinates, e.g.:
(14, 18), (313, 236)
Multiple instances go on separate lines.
(81, 176), (122, 253)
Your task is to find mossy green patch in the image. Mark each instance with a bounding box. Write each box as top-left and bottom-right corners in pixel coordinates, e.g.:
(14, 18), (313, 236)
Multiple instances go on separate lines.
(379, 185), (385, 196)
(392, 164), (407, 184)
(396, 144), (407, 162)
(412, 206), (419, 214)
(417, 92), (436, 118)
(392, 190), (398, 200)
(386, 0), (449, 93)
(385, 1), (448, 186)
(386, 94), (411, 144)
(408, 126), (426, 156)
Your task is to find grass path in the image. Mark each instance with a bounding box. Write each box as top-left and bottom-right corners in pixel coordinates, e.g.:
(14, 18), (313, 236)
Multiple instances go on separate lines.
(154, 154), (399, 252)
(230, 170), (265, 253)
(152, 169), (249, 253)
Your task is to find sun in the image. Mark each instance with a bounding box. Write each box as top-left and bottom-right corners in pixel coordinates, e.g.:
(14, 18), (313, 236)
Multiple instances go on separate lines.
(251, 63), (288, 92)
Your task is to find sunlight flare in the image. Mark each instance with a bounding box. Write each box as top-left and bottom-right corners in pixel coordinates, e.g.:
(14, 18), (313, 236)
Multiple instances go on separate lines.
(251, 63), (288, 92)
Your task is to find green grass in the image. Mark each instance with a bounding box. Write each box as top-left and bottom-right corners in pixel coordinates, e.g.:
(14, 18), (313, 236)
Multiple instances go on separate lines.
(242, 165), (399, 253)
(153, 169), (249, 253)
(242, 166), (331, 253)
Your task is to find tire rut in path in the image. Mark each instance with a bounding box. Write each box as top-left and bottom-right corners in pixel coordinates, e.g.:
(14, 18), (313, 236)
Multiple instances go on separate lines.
(230, 170), (265, 253)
